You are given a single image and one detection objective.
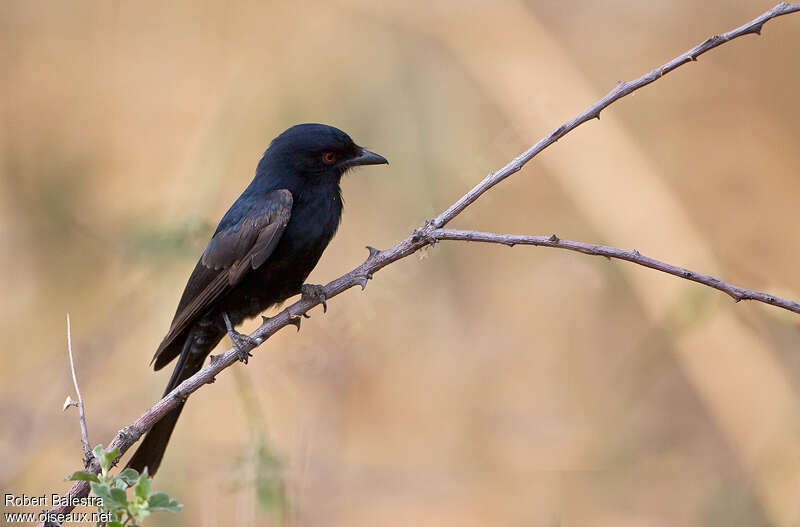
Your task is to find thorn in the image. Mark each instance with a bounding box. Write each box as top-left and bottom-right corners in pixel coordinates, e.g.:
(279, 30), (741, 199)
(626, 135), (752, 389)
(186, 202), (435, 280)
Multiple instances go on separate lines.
(288, 315), (302, 331)
(357, 274), (373, 290)
(209, 354), (220, 365)
(302, 312), (311, 318)
(548, 234), (559, 242)
(682, 270), (691, 278)
(631, 249), (641, 257)
(261, 315), (271, 324)
(207, 376), (216, 384)
(63, 396), (77, 411)
(365, 245), (381, 260)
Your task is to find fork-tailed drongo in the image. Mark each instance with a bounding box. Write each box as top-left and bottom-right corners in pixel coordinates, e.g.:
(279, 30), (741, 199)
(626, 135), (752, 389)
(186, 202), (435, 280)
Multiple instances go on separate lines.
(126, 123), (388, 475)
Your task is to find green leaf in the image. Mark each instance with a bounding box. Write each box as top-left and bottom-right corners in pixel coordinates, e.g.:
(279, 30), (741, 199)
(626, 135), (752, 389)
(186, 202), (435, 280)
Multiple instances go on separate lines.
(134, 473), (151, 501)
(90, 481), (128, 511)
(100, 447), (121, 472)
(130, 504), (150, 524)
(92, 444), (105, 460)
(90, 482), (115, 508)
(109, 487), (128, 509)
(107, 522), (124, 527)
(118, 468), (139, 486)
(147, 492), (182, 513)
(64, 470), (100, 483)
(114, 478), (127, 490)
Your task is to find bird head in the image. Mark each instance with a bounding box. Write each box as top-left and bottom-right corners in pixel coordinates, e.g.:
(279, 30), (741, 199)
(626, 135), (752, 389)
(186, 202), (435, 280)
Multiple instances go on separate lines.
(257, 123), (388, 188)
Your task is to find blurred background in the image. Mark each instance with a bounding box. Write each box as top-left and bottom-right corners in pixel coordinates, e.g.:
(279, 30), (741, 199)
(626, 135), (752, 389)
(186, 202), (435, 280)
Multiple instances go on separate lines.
(2, 1), (800, 525)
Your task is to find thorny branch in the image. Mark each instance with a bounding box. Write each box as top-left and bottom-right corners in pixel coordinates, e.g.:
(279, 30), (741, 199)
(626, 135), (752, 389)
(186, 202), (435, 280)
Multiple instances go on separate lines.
(63, 314), (92, 466)
(431, 2), (800, 228)
(40, 3), (800, 524)
(432, 230), (800, 314)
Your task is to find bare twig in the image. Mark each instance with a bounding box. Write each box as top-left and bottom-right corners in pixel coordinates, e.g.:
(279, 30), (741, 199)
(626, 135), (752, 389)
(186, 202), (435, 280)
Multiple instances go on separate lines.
(40, 4), (800, 524)
(65, 314), (92, 465)
(431, 2), (800, 229)
(431, 229), (800, 314)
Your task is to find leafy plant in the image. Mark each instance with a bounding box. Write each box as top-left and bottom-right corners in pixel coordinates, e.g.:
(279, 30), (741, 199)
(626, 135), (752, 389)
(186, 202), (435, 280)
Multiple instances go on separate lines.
(66, 444), (182, 526)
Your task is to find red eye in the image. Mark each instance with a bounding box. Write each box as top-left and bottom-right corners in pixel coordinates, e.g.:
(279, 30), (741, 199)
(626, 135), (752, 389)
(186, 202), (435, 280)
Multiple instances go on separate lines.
(322, 152), (336, 164)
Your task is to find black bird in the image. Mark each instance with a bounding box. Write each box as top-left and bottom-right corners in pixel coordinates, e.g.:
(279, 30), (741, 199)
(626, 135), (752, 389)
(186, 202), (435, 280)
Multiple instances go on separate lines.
(126, 123), (388, 475)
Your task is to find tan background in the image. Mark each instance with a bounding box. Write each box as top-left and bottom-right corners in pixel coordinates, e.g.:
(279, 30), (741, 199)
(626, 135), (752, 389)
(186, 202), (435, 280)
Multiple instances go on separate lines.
(2, 1), (800, 525)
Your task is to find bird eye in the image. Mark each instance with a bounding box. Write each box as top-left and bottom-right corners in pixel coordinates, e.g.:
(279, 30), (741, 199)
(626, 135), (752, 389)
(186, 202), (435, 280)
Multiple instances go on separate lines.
(322, 152), (336, 164)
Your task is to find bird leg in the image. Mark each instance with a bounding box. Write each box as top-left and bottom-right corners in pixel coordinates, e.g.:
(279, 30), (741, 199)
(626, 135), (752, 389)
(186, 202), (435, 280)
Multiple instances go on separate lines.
(222, 312), (256, 364)
(301, 284), (327, 313)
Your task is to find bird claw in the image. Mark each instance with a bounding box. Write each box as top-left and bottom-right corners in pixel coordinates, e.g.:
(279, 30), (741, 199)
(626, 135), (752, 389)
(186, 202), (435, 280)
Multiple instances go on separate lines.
(223, 312), (256, 364)
(301, 283), (327, 313)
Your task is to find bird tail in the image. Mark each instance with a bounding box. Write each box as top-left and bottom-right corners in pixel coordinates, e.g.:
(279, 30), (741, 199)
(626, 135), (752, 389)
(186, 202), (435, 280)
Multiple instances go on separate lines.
(125, 400), (185, 476)
(126, 331), (212, 475)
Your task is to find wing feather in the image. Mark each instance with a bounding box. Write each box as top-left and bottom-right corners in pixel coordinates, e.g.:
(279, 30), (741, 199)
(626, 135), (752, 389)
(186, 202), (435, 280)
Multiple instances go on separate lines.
(150, 189), (292, 368)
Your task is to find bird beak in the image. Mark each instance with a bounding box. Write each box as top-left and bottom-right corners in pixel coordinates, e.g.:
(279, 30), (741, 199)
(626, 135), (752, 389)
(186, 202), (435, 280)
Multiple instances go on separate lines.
(348, 147), (389, 167)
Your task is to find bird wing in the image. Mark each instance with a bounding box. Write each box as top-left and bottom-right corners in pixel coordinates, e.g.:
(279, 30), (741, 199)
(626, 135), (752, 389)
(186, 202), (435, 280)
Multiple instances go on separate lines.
(150, 189), (293, 369)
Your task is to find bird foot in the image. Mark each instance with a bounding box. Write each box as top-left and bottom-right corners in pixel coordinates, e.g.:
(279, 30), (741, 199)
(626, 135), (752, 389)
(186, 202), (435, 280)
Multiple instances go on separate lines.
(301, 284), (327, 313)
(223, 312), (256, 364)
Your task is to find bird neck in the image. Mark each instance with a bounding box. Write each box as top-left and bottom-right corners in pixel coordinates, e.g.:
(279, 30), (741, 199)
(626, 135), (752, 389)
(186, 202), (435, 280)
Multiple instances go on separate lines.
(293, 181), (343, 211)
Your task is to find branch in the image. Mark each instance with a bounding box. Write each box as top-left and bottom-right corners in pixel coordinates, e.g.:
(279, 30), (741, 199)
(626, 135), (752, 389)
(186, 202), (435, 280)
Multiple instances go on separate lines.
(63, 314), (92, 464)
(431, 229), (800, 315)
(40, 3), (800, 524)
(431, 1), (800, 229)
